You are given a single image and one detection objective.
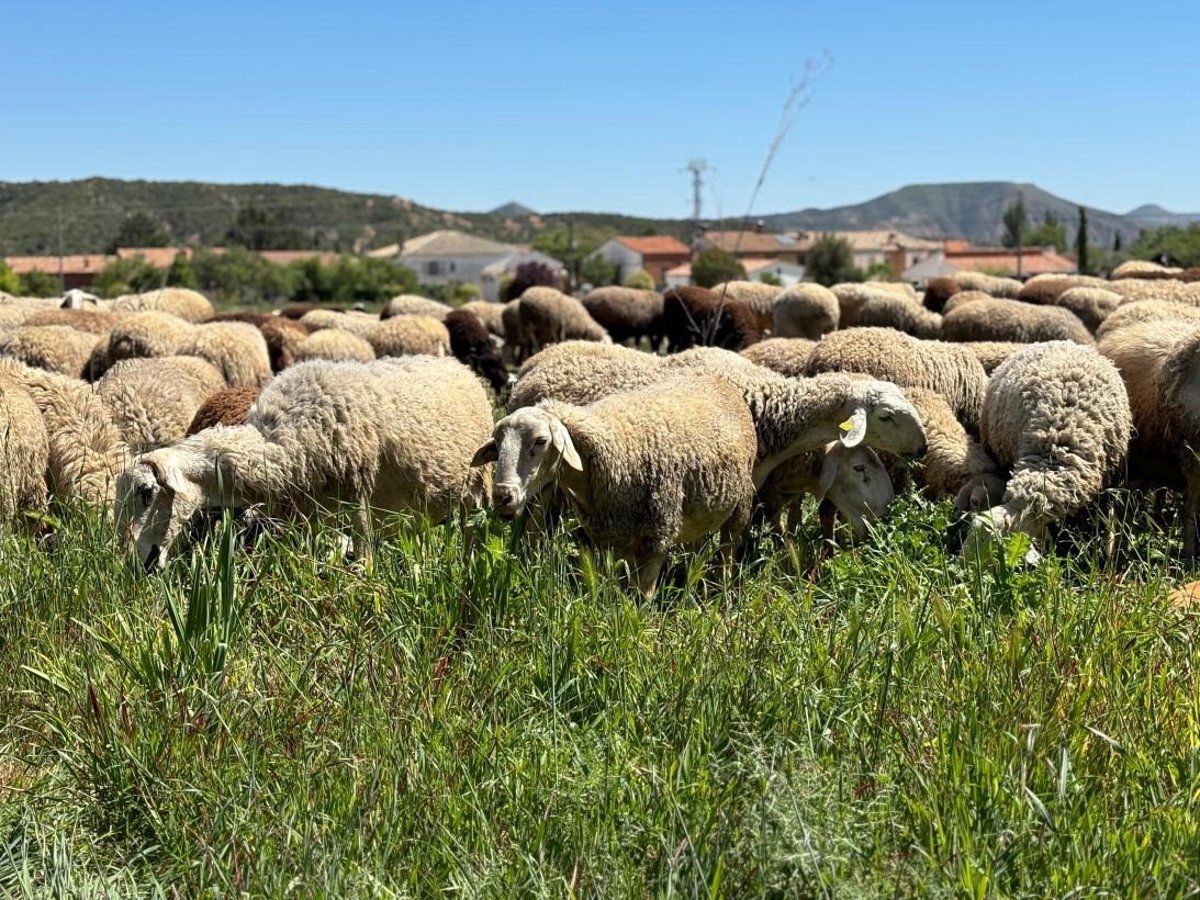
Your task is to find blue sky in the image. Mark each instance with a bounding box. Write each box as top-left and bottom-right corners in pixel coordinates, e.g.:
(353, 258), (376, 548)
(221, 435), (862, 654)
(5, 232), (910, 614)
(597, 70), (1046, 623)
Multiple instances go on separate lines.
(5, 0), (1199, 218)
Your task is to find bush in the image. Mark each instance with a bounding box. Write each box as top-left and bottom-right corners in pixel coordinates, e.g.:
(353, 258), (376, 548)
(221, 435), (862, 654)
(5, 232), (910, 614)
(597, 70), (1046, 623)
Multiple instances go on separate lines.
(691, 249), (746, 288)
(166, 252), (198, 289)
(757, 271), (783, 286)
(622, 268), (655, 290)
(94, 257), (165, 298)
(453, 283), (481, 305)
(862, 262), (898, 282)
(17, 272), (61, 297)
(0, 262), (20, 295)
(806, 234), (858, 286)
(581, 254), (618, 289)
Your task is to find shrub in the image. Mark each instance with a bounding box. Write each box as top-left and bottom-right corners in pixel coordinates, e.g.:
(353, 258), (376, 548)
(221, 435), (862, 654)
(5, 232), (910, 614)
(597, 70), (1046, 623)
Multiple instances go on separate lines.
(806, 234), (858, 286)
(691, 249), (745, 288)
(623, 268), (655, 290)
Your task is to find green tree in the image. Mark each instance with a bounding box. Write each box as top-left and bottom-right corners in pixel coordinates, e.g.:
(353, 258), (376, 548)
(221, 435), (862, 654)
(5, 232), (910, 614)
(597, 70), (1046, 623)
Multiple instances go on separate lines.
(1127, 224), (1200, 268)
(0, 262), (20, 295)
(225, 206), (309, 251)
(757, 271), (783, 286)
(691, 249), (745, 288)
(623, 268), (655, 290)
(452, 282), (481, 304)
(1076, 207), (1090, 275)
(805, 234), (858, 286)
(166, 251), (198, 288)
(580, 253), (617, 288)
(1113, 232), (1123, 253)
(108, 212), (170, 252)
(862, 261), (898, 281)
(94, 257), (164, 297)
(1002, 199), (1028, 249)
(1025, 211), (1067, 252)
(17, 272), (61, 297)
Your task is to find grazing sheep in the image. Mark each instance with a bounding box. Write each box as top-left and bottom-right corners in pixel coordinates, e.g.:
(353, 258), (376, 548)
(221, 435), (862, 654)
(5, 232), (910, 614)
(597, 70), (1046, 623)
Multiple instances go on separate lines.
(97, 357), (226, 454)
(1157, 328), (1200, 556)
(0, 326), (103, 379)
(1016, 274), (1109, 306)
(942, 297), (1093, 345)
(1112, 260), (1182, 280)
(473, 376), (757, 595)
(299, 308), (378, 338)
(922, 277), (961, 313)
(756, 443), (894, 539)
(459, 300), (507, 340)
(0, 381), (50, 520)
(804, 327), (988, 430)
(852, 292), (942, 338)
(279, 303), (351, 320)
(580, 287), (666, 350)
(366, 315), (450, 358)
(1053, 286), (1121, 332)
(295, 328), (377, 363)
(772, 283), (839, 340)
(1109, 279), (1200, 305)
(445, 309), (508, 392)
(258, 317), (311, 372)
(661, 286), (761, 352)
(107, 311), (193, 363)
(24, 308), (119, 334)
(111, 288), (213, 323)
(740, 338), (817, 377)
(381, 294), (451, 321)
(962, 341), (1027, 375)
(941, 290), (992, 315)
(1095, 300), (1200, 340)
(967, 342), (1132, 561)
(518, 287), (610, 353)
(0, 359), (127, 508)
(903, 387), (1005, 510)
(711, 281), (781, 333)
(187, 387), (261, 435)
(950, 272), (1022, 298)
(500, 299), (529, 362)
(116, 357), (493, 570)
(178, 322), (272, 388)
(60, 289), (102, 310)
(0, 305), (38, 332)
(507, 342), (662, 412)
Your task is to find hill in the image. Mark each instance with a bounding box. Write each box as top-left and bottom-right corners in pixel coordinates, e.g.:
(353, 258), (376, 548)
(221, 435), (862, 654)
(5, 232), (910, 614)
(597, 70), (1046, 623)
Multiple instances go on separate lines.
(489, 201), (536, 217)
(1125, 203), (1200, 229)
(756, 182), (1143, 249)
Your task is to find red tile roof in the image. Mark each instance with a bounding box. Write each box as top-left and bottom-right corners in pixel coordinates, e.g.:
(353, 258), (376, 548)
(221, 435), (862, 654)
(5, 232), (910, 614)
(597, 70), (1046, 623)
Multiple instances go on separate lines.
(4, 254), (114, 275)
(616, 235), (691, 257)
(116, 247), (191, 267)
(945, 247), (1076, 275)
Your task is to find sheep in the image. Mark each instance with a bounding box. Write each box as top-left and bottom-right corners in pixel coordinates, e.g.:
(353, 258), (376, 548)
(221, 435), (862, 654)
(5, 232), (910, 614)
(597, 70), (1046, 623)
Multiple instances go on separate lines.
(1157, 327), (1200, 556)
(804, 327), (988, 430)
(500, 299), (529, 362)
(445, 309), (508, 392)
(0, 359), (127, 508)
(294, 328), (377, 363)
(961, 341), (1027, 375)
(116, 356), (493, 571)
(661, 286), (760, 352)
(0, 380), (50, 521)
(1112, 260), (1182, 279)
(459, 300), (507, 340)
(381, 294), (450, 321)
(472, 375), (757, 595)
(177, 322), (272, 388)
(24, 308), (120, 334)
(1095, 300), (1200, 340)
(949, 271), (1022, 298)
(967, 342), (1132, 561)
(258, 317), (311, 372)
(187, 387), (261, 435)
(1016, 274), (1110, 305)
(96, 356), (225, 454)
(711, 281), (781, 333)
(107, 311), (193, 363)
(60, 288), (101, 309)
(580, 287), (665, 350)
(941, 297), (1093, 345)
(0, 305), (39, 332)
(922, 277), (961, 313)
(772, 283), (839, 339)
(832, 283), (941, 337)
(518, 287), (610, 353)
(111, 288), (213, 323)
(903, 387), (1005, 510)
(756, 443), (894, 539)
(0, 326), (103, 380)
(299, 308), (378, 338)
(740, 338), (817, 377)
(1109, 279), (1200, 305)
(941, 290), (993, 315)
(366, 315), (450, 358)
(1052, 286), (1121, 332)
(508, 341), (928, 487)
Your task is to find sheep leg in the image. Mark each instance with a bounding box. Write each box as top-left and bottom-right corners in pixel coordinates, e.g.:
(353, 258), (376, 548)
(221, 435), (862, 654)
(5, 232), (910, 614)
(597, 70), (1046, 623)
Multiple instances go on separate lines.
(720, 498), (753, 580)
(350, 502), (375, 570)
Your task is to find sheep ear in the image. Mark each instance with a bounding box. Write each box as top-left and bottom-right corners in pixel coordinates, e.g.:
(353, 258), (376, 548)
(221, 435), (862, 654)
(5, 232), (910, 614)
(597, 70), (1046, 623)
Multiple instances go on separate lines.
(144, 456), (187, 495)
(838, 407), (868, 448)
(470, 439), (498, 467)
(816, 453), (840, 500)
(551, 419), (583, 472)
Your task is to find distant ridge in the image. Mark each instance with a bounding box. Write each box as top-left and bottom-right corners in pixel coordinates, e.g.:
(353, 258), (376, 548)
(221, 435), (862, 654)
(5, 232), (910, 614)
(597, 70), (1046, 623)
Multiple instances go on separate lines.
(490, 201), (536, 217)
(1125, 203), (1200, 228)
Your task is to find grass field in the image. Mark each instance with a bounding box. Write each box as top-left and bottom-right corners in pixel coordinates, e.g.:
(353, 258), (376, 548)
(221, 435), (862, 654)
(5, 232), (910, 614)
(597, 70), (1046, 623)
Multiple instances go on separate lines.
(2, 492), (1199, 897)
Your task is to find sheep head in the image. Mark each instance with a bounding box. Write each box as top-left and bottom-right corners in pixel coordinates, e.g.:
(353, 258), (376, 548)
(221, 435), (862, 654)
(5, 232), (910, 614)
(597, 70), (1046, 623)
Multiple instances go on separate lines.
(817, 443), (895, 541)
(842, 381), (927, 458)
(115, 447), (214, 572)
(471, 406), (582, 519)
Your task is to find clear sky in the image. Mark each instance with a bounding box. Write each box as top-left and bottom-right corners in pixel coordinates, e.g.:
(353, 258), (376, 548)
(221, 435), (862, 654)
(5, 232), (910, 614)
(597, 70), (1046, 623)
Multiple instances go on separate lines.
(6, 0), (1199, 218)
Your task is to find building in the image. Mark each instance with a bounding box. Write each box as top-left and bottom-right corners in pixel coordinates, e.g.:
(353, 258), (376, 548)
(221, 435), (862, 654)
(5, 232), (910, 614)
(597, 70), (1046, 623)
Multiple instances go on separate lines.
(793, 230), (943, 274)
(390, 230), (564, 300)
(3, 254), (113, 289)
(589, 235), (691, 285)
(698, 229), (805, 265)
(902, 246), (1077, 285)
(742, 258), (806, 287)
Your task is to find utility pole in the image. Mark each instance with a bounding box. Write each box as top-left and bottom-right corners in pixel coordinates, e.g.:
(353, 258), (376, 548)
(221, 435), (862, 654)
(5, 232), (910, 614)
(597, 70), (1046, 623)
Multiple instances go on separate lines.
(686, 158), (707, 251)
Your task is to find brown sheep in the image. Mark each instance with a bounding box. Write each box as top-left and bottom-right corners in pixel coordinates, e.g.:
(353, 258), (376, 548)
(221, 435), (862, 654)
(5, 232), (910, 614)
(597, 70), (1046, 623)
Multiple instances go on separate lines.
(186, 387), (262, 435)
(922, 277), (961, 313)
(661, 286), (761, 352)
(580, 287), (665, 350)
(445, 309), (509, 392)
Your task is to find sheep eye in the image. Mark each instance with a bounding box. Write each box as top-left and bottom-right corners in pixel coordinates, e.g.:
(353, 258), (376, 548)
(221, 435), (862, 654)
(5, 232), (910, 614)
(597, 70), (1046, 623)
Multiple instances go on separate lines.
(878, 412), (894, 422)
(853, 464), (866, 474)
(533, 436), (549, 448)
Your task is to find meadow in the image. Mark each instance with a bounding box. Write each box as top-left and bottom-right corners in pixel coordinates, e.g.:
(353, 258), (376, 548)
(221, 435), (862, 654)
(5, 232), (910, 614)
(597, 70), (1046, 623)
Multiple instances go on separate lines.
(2, 490), (1198, 897)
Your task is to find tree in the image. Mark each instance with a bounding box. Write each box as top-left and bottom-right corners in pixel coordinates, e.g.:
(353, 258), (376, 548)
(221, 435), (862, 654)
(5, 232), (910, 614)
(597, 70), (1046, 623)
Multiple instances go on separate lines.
(691, 249), (745, 288)
(623, 268), (655, 290)
(1113, 232), (1123, 253)
(580, 253), (617, 288)
(166, 251), (198, 288)
(0, 262), (19, 295)
(94, 256), (164, 297)
(225, 206), (309, 251)
(504, 261), (562, 301)
(108, 212), (170, 252)
(17, 272), (61, 297)
(1025, 211), (1067, 252)
(862, 261), (898, 281)
(1002, 199), (1028, 249)
(1076, 207), (1090, 275)
(1127, 224), (1200, 268)
(805, 234), (857, 286)
(757, 271), (783, 286)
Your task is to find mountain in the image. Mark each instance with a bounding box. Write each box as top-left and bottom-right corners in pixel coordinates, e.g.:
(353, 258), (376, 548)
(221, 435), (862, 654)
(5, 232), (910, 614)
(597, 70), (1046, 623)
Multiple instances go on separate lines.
(755, 182), (1143, 249)
(1125, 204), (1200, 228)
(490, 201), (536, 217)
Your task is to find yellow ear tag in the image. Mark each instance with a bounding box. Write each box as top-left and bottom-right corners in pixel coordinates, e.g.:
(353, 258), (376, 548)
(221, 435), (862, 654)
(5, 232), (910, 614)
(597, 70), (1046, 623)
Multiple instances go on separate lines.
(839, 417), (855, 432)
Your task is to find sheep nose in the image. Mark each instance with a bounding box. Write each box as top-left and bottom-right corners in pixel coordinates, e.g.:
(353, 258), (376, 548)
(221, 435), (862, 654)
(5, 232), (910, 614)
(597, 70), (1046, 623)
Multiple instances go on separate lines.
(494, 485), (518, 509)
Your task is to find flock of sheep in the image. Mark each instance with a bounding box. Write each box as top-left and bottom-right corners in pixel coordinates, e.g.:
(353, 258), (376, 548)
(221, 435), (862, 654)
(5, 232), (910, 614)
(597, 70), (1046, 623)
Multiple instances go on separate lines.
(1, 258), (1199, 593)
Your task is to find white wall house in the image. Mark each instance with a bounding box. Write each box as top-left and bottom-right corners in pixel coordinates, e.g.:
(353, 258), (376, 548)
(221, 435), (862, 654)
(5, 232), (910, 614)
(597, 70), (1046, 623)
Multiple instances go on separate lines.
(393, 230), (564, 300)
(743, 258), (806, 287)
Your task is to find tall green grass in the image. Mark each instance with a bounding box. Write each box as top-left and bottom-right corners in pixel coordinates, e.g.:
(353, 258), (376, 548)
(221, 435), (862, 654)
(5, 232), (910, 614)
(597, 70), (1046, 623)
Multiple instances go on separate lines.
(1, 492), (1198, 896)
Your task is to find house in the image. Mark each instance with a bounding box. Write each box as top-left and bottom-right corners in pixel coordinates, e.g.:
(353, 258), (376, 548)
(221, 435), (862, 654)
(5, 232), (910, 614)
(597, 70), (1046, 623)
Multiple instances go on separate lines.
(742, 258), (806, 287)
(3, 254), (114, 289)
(391, 230), (564, 300)
(589, 235), (691, 285)
(698, 229), (805, 265)
(902, 246), (1077, 285)
(793, 230), (944, 275)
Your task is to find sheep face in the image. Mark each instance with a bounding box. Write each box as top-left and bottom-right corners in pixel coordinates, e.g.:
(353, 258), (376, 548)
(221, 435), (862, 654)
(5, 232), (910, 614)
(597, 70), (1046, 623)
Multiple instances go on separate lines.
(846, 382), (927, 457)
(115, 453), (207, 572)
(471, 407), (582, 518)
(819, 444), (894, 540)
